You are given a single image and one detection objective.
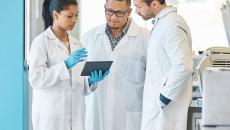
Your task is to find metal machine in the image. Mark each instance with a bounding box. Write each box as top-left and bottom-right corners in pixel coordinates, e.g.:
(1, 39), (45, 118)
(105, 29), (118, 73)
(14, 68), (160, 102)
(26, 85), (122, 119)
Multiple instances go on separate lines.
(202, 68), (230, 130)
(197, 47), (230, 130)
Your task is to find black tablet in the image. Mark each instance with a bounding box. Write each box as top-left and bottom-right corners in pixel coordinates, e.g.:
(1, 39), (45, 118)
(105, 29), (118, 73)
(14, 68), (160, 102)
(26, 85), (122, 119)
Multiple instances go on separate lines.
(81, 61), (113, 76)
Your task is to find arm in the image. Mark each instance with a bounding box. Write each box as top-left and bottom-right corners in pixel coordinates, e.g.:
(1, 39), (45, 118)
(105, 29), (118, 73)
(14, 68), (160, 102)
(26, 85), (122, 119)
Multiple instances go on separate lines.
(28, 38), (70, 89)
(160, 25), (193, 101)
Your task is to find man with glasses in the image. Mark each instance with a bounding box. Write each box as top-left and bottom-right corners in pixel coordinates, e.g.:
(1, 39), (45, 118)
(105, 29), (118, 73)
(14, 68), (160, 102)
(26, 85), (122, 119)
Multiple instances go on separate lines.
(82, 0), (148, 130)
(133, 0), (193, 130)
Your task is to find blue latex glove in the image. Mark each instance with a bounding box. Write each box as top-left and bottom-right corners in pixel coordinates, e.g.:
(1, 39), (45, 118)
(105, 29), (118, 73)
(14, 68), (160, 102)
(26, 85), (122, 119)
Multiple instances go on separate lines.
(64, 48), (88, 69)
(160, 93), (171, 108)
(88, 70), (110, 85)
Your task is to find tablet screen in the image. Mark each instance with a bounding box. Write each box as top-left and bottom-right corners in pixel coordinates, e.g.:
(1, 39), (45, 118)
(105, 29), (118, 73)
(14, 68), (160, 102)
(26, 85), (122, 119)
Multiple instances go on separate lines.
(81, 61), (113, 76)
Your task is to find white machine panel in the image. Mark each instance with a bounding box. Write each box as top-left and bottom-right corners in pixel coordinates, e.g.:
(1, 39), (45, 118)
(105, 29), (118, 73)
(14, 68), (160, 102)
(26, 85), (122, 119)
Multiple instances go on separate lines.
(203, 68), (230, 127)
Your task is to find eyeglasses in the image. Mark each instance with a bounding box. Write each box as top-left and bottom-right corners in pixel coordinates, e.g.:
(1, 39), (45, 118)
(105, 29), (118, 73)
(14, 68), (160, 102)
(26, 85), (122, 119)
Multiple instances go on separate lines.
(105, 9), (129, 17)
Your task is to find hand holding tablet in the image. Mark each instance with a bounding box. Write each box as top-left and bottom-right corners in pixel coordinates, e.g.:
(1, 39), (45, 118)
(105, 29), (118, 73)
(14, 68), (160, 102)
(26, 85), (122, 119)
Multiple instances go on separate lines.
(81, 61), (113, 76)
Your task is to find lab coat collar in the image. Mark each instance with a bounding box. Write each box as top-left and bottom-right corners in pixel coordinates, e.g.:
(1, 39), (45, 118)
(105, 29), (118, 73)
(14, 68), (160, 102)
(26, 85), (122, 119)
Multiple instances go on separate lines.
(155, 6), (177, 20)
(45, 26), (79, 54)
(151, 6), (177, 28)
(96, 18), (139, 37)
(126, 18), (140, 36)
(45, 26), (78, 46)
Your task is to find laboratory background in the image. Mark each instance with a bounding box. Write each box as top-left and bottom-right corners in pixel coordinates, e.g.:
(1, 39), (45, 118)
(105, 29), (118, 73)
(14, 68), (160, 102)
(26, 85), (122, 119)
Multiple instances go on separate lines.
(0, 0), (230, 130)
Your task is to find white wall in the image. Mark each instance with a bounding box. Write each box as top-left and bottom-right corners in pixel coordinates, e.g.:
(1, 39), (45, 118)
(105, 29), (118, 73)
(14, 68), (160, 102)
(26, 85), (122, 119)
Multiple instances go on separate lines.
(80, 0), (229, 52)
(177, 0), (228, 51)
(79, 0), (152, 37)
(79, 0), (105, 36)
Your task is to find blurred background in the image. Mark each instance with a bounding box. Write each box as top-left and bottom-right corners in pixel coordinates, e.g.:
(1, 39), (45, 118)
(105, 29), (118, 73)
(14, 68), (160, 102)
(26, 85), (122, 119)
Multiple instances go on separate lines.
(1, 0), (230, 130)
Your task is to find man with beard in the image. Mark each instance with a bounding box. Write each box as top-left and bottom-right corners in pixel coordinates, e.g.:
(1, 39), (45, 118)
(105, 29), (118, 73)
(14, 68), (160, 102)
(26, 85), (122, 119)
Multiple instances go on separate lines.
(82, 0), (148, 130)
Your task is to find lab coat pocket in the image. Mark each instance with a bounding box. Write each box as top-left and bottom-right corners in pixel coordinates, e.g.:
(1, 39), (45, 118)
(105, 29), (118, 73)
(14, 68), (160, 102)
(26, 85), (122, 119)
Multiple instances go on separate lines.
(123, 60), (145, 84)
(156, 98), (164, 112)
(124, 86), (143, 112)
(47, 91), (65, 118)
(126, 111), (142, 130)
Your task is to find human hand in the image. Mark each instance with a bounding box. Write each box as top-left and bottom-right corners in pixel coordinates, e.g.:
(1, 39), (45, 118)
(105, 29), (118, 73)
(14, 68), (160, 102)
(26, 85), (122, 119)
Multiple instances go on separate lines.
(64, 48), (88, 69)
(88, 70), (110, 85)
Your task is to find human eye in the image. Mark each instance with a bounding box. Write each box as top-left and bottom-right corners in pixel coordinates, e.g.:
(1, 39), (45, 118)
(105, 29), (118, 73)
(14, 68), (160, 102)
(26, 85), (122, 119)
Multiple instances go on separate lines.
(105, 10), (114, 15)
(116, 11), (124, 15)
(67, 15), (73, 19)
(106, 10), (113, 13)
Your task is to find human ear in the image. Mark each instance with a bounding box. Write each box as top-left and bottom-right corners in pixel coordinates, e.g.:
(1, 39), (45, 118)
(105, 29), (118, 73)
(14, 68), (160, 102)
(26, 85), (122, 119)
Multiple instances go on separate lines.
(151, 0), (160, 8)
(128, 8), (132, 16)
(52, 11), (59, 21)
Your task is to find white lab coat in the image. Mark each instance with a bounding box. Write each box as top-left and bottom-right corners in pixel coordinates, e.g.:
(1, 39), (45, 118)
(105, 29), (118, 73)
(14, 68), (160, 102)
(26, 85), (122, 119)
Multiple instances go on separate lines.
(82, 19), (148, 130)
(28, 27), (95, 130)
(141, 7), (193, 130)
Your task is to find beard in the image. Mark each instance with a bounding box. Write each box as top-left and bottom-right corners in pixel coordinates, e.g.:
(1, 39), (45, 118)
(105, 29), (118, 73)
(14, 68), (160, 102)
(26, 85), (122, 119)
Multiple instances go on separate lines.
(108, 23), (123, 30)
(109, 26), (120, 29)
(138, 10), (153, 20)
(140, 14), (152, 20)
(141, 15), (150, 20)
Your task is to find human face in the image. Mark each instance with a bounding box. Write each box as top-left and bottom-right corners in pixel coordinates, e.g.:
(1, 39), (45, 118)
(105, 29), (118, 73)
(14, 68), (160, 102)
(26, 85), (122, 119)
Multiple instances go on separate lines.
(133, 0), (154, 20)
(104, 0), (131, 29)
(54, 5), (78, 31)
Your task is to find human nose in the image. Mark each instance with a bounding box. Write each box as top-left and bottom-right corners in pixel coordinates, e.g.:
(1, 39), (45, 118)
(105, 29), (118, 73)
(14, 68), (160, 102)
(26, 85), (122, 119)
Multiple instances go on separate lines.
(110, 12), (119, 18)
(72, 16), (78, 23)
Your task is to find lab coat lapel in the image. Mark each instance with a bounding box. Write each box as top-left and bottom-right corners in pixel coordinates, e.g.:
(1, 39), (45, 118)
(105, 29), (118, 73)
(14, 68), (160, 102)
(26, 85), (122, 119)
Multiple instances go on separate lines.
(150, 18), (159, 33)
(58, 41), (70, 55)
(150, 6), (177, 33)
(69, 34), (81, 53)
(114, 35), (128, 51)
(105, 34), (113, 54)
(97, 26), (113, 54)
(113, 19), (137, 51)
(46, 27), (70, 55)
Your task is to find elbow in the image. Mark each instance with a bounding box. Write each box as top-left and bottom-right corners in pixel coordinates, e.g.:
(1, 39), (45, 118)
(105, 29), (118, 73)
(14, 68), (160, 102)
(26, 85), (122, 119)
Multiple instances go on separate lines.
(28, 72), (47, 89)
(29, 75), (42, 89)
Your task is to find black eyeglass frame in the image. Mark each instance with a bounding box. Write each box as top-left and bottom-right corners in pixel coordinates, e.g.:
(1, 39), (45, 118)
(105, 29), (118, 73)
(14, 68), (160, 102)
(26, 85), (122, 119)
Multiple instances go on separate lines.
(104, 8), (130, 17)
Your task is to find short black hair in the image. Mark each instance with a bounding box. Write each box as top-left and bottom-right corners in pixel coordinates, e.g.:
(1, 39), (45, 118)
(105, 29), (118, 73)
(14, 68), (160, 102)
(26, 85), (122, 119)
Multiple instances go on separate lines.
(106, 0), (131, 7)
(144, 0), (165, 6)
